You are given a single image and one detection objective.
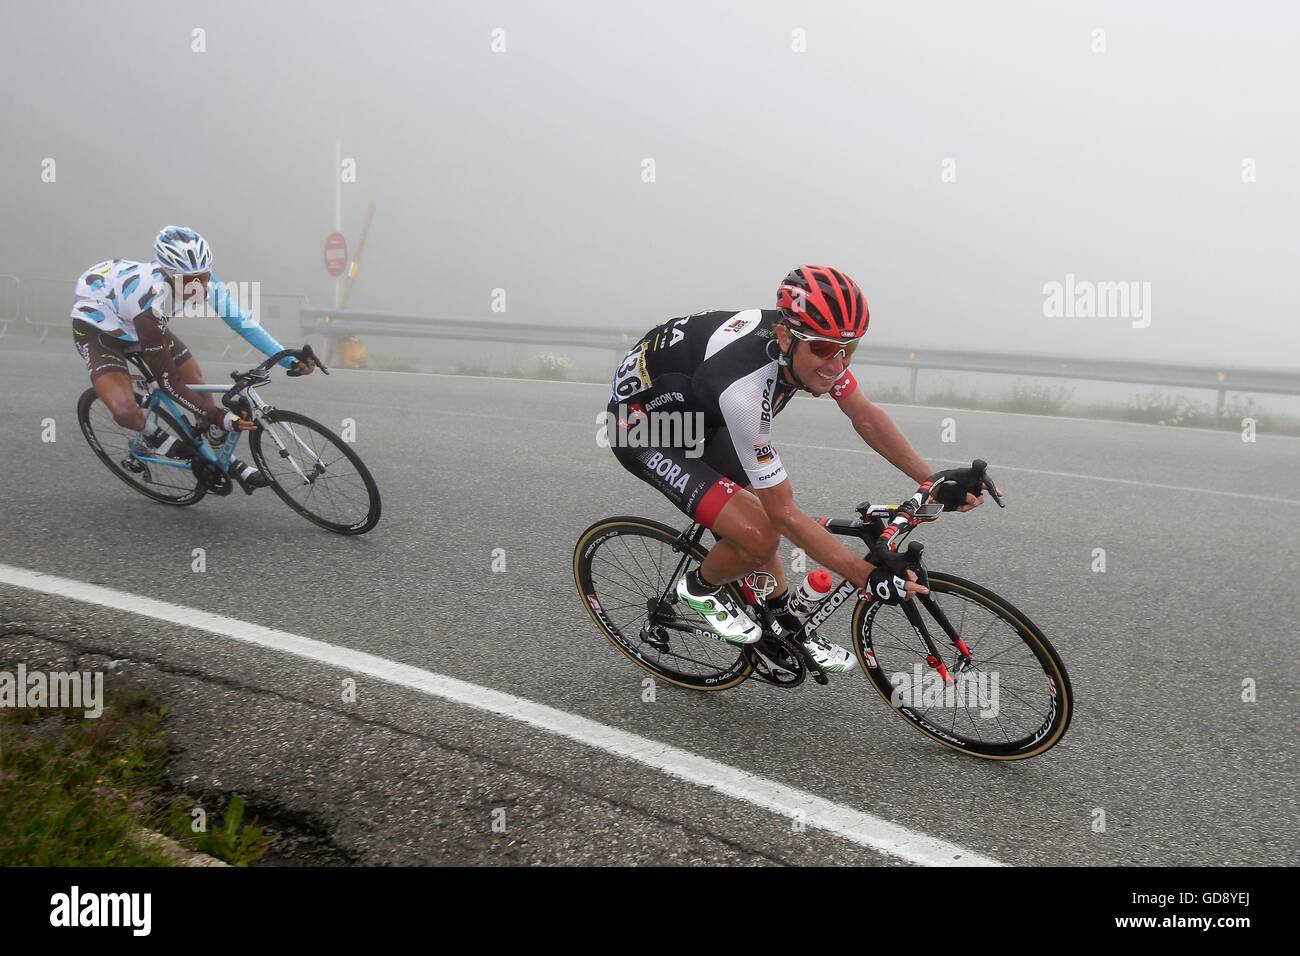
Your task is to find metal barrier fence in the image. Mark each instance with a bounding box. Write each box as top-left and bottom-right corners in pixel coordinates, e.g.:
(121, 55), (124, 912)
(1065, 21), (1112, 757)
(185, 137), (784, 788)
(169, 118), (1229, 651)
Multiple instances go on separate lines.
(299, 305), (1300, 412)
(2, 274), (309, 361)
(0, 274), (18, 339)
(6, 275), (1299, 411)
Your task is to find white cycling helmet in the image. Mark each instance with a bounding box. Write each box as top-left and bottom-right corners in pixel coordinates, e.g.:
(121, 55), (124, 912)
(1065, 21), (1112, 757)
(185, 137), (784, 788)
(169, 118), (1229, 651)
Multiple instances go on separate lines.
(153, 225), (213, 275)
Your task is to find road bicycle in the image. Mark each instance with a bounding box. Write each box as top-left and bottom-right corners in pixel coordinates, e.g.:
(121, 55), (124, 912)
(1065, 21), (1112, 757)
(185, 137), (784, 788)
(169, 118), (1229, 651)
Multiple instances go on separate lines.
(574, 461), (1072, 759)
(77, 346), (381, 535)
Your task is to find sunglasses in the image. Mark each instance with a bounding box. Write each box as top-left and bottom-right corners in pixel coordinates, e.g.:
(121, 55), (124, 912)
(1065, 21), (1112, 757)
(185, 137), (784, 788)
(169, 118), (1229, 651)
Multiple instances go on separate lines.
(789, 328), (860, 361)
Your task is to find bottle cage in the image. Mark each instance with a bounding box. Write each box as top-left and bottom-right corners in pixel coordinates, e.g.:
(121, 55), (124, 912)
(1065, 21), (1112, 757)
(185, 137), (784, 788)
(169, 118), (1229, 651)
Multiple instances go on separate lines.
(742, 571), (779, 603)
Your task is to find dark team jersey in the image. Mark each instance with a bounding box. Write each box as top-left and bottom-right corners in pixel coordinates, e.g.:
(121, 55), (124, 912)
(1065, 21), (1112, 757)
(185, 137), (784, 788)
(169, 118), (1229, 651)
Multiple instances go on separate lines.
(610, 309), (859, 488)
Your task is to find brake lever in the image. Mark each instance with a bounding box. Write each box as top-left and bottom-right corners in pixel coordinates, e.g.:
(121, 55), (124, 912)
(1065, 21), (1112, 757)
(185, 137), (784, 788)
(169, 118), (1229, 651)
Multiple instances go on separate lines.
(904, 541), (929, 590)
(872, 540), (926, 579)
(971, 458), (1005, 508)
(288, 345), (330, 377)
(285, 348), (330, 377)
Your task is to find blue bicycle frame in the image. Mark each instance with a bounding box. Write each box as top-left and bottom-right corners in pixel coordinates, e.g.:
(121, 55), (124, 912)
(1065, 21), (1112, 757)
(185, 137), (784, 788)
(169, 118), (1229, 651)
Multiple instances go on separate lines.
(127, 383), (241, 473)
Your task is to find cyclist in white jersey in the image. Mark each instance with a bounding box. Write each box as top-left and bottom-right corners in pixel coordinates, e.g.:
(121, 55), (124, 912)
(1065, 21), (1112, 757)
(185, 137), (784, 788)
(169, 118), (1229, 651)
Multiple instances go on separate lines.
(71, 226), (312, 492)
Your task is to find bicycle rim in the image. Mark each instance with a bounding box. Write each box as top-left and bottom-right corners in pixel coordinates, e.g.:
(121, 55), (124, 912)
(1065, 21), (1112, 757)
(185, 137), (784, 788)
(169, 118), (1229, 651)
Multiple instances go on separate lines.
(77, 387), (206, 506)
(852, 572), (1072, 759)
(250, 409), (381, 535)
(574, 518), (753, 691)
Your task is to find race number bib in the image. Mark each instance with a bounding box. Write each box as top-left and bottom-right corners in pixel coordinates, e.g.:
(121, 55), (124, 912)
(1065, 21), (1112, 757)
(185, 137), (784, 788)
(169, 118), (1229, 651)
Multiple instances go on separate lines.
(610, 342), (651, 402)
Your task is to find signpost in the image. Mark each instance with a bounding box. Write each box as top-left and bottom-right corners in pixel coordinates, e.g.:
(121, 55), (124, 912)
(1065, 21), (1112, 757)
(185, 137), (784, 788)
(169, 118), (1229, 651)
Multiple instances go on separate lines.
(324, 231), (348, 278)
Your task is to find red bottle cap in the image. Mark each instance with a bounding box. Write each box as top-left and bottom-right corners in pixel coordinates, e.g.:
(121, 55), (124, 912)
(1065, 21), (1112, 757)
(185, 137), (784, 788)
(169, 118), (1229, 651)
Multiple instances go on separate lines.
(807, 569), (833, 594)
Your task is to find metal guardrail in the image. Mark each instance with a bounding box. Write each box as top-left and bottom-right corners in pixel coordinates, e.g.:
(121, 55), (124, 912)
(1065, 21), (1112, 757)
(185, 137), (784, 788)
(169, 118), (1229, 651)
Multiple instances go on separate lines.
(6, 276), (1298, 410)
(301, 306), (622, 351)
(0, 274), (18, 339)
(302, 305), (1300, 409)
(1, 275), (309, 361)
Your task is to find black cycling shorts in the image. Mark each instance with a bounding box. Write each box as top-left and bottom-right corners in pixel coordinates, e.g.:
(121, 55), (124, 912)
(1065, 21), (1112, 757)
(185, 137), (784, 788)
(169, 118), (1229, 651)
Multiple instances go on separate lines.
(606, 374), (748, 529)
(73, 318), (192, 382)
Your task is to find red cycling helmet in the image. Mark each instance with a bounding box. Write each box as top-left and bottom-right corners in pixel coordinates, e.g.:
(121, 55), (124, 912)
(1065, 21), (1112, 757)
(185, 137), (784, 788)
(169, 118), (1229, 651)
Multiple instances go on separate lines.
(776, 265), (868, 339)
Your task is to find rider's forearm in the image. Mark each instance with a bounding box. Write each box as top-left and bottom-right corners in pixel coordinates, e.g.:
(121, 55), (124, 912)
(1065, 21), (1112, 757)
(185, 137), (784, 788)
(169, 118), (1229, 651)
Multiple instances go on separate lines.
(852, 403), (931, 484)
(770, 508), (875, 589)
(210, 275), (294, 367)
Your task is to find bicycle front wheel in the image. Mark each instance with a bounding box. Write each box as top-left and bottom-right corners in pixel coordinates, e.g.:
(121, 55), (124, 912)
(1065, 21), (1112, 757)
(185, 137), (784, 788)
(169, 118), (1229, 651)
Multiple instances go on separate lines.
(574, 517), (754, 691)
(852, 572), (1072, 760)
(249, 410), (381, 535)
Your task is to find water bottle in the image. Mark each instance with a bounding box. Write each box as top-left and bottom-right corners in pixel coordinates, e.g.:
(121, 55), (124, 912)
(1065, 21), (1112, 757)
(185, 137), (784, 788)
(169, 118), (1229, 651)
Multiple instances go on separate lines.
(787, 569), (833, 618)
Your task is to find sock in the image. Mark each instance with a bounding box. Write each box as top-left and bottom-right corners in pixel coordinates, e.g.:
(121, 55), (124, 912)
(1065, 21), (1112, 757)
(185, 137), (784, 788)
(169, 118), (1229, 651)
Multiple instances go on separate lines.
(230, 457), (257, 480)
(687, 569), (720, 593)
(764, 590), (804, 636)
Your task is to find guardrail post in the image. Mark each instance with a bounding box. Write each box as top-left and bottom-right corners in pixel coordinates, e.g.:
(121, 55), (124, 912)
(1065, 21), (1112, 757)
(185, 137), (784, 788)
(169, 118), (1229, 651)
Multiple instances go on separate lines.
(0, 274), (18, 339)
(909, 352), (918, 402)
(321, 315), (340, 366)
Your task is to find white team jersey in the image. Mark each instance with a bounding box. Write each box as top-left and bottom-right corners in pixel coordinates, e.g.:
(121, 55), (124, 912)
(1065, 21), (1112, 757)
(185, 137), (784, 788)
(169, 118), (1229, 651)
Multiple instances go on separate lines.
(70, 259), (176, 342)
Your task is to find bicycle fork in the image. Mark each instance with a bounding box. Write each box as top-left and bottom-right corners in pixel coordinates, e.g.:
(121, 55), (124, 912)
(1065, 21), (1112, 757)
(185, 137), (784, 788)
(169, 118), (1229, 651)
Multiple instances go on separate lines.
(902, 595), (976, 683)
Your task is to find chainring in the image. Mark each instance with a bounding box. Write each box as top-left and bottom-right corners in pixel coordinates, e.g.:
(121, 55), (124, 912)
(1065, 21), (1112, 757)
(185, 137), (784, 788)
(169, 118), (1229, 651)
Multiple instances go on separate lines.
(745, 635), (806, 688)
(190, 456), (233, 496)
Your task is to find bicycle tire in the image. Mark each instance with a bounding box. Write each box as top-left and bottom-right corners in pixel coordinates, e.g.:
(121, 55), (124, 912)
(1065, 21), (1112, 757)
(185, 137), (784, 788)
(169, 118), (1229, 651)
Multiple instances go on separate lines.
(851, 571), (1073, 760)
(574, 517), (754, 691)
(249, 409), (381, 535)
(77, 387), (206, 506)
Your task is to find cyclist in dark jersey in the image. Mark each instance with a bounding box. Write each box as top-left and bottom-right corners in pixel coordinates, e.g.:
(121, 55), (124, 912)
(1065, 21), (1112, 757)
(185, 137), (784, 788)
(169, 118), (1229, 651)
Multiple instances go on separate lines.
(606, 265), (991, 673)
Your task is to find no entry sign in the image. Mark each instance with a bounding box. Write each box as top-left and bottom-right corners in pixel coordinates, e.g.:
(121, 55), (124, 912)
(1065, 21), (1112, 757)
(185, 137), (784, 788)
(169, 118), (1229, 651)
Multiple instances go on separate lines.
(324, 232), (348, 277)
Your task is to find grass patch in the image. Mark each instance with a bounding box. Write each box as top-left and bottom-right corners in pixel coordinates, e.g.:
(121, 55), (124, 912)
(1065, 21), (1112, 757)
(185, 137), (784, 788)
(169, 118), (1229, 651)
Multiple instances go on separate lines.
(533, 352), (574, 381)
(990, 382), (1074, 416)
(453, 359), (493, 376)
(0, 682), (273, 866)
(166, 793), (272, 867)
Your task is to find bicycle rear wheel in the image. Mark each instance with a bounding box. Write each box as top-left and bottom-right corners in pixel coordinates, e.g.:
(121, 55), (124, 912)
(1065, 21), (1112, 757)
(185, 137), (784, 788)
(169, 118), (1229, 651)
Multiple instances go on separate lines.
(574, 517), (754, 691)
(852, 572), (1072, 760)
(77, 387), (206, 506)
(249, 409), (381, 535)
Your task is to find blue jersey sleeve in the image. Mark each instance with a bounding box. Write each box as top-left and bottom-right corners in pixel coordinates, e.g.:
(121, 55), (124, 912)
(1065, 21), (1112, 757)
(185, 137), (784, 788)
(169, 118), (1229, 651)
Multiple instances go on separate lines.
(209, 273), (294, 368)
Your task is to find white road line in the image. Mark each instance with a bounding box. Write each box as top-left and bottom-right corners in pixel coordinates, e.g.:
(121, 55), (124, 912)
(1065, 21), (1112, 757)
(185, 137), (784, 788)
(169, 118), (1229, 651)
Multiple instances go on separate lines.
(0, 562), (999, 867)
(779, 442), (1300, 506)
(330, 367), (1300, 441)
(325, 397), (1296, 506)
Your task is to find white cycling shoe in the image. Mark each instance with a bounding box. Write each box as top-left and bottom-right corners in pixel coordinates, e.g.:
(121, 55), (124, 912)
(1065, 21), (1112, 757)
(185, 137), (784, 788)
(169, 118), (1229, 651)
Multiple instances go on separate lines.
(675, 576), (762, 645)
(800, 631), (859, 675)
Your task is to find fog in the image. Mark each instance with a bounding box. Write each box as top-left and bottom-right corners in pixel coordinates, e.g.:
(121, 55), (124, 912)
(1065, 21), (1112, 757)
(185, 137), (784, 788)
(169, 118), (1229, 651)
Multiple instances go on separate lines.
(2, 0), (1297, 367)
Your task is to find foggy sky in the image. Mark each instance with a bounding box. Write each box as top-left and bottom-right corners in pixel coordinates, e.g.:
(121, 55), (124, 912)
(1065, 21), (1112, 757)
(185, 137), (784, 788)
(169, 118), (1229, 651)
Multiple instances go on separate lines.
(2, 0), (1296, 367)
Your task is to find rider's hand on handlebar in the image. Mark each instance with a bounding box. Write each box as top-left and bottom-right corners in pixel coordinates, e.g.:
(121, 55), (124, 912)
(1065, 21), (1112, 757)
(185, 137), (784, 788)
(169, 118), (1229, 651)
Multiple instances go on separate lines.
(288, 359), (315, 376)
(952, 489), (1003, 512)
(221, 410), (257, 433)
(860, 566), (928, 605)
(928, 466), (1004, 512)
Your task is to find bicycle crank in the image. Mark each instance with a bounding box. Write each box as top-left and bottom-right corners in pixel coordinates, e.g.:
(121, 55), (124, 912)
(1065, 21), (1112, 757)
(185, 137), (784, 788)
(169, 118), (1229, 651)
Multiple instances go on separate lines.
(746, 635), (806, 688)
